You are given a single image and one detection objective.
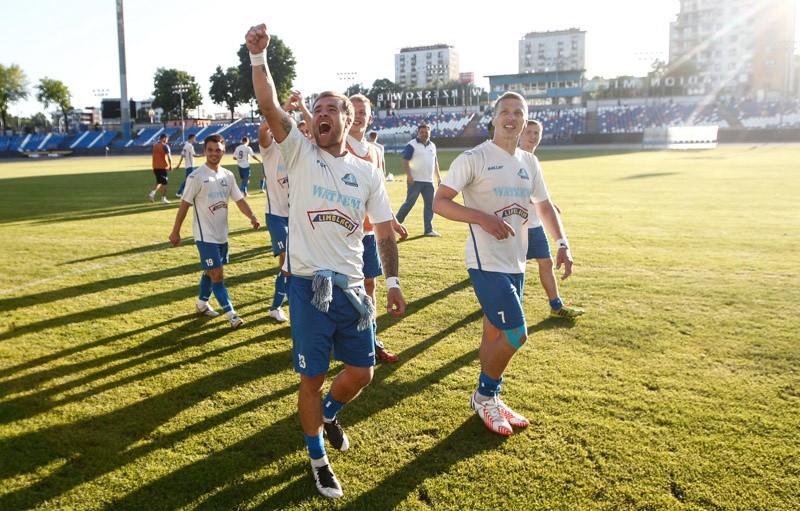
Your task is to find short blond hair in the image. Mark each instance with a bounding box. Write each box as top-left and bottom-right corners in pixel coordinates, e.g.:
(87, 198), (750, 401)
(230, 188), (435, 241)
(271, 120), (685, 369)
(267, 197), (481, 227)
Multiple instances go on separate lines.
(493, 92), (528, 119)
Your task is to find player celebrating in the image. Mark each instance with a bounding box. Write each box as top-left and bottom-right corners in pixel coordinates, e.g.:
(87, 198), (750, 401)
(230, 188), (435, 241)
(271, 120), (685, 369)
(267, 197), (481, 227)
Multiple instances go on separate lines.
(346, 93), (408, 363)
(258, 119), (290, 323)
(520, 120), (584, 319)
(433, 92), (574, 436)
(233, 136), (261, 197)
(247, 23), (406, 499)
(169, 134), (260, 329)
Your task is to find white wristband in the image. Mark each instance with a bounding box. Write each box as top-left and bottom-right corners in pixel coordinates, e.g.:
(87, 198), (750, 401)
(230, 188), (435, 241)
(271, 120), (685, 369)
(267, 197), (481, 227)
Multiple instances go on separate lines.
(556, 238), (570, 250)
(249, 52), (266, 66)
(386, 277), (400, 289)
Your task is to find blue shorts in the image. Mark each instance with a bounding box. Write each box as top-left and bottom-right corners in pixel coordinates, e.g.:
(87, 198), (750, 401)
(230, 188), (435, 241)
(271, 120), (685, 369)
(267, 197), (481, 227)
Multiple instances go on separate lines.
(362, 234), (383, 279)
(266, 214), (288, 256)
(467, 268), (526, 330)
(196, 241), (229, 270)
(238, 166), (251, 180)
(289, 277), (376, 376)
(184, 166), (195, 178)
(526, 225), (551, 260)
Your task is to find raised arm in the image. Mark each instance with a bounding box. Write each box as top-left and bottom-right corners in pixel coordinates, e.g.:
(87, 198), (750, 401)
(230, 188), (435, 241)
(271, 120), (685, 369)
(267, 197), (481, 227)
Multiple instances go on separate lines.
(245, 24), (293, 143)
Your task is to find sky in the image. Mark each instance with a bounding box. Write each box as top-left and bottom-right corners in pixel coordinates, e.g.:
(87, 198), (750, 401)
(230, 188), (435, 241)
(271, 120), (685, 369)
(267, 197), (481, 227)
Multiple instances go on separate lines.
(0, 0), (795, 118)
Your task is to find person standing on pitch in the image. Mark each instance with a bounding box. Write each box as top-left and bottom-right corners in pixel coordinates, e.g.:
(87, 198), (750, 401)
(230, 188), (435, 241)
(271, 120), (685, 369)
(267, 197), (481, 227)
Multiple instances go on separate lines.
(395, 122), (442, 236)
(346, 94), (408, 363)
(148, 133), (172, 204)
(258, 119), (290, 323)
(247, 23), (406, 499)
(519, 120), (584, 319)
(367, 131), (387, 180)
(233, 136), (261, 197)
(433, 92), (575, 436)
(169, 134), (261, 329)
(174, 133), (198, 198)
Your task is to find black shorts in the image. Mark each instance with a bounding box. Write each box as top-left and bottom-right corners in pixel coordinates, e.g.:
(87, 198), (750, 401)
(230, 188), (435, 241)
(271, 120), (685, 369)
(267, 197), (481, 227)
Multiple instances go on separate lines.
(153, 169), (169, 184)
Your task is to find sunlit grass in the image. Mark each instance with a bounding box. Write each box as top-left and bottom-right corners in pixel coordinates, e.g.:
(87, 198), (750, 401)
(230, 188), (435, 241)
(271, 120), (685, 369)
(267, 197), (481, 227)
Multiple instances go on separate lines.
(0, 146), (798, 510)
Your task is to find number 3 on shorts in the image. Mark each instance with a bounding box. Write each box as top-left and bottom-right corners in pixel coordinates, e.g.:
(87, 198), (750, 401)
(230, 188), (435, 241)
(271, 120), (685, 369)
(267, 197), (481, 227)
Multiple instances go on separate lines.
(497, 311), (505, 324)
(298, 354), (306, 369)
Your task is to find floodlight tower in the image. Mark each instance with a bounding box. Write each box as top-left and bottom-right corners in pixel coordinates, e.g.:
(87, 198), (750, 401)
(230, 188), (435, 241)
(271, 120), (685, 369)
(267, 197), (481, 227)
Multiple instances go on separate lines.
(116, 0), (131, 141)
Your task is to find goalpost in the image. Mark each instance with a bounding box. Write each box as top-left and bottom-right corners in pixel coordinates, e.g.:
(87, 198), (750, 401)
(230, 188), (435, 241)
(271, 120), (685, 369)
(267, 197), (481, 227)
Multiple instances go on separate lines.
(643, 126), (719, 150)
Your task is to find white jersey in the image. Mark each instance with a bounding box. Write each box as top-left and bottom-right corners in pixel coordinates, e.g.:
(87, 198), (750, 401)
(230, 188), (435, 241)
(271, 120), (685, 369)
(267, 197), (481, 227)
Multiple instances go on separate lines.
(345, 134), (384, 235)
(443, 140), (550, 273)
(278, 127), (394, 285)
(369, 140), (385, 172)
(181, 163), (244, 244)
(404, 138), (437, 183)
(233, 144), (255, 168)
(259, 141), (289, 217)
(181, 141), (197, 168)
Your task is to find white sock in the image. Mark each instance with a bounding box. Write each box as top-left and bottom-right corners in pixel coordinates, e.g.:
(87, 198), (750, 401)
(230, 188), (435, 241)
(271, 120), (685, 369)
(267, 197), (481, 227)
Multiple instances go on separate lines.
(310, 455), (330, 468)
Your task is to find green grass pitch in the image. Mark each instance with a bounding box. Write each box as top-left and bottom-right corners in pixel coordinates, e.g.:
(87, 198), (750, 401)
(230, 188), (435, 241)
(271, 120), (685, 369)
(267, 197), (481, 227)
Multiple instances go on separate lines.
(0, 145), (798, 510)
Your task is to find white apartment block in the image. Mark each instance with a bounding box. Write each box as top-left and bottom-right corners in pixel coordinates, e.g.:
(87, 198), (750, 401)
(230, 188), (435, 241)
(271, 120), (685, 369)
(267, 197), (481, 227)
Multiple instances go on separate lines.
(518, 28), (587, 74)
(395, 44), (460, 88)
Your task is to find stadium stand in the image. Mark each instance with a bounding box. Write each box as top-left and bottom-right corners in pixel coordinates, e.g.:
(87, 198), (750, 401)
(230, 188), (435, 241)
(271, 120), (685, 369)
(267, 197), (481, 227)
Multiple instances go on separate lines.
(733, 99), (800, 129)
(598, 103), (727, 134)
(372, 112), (474, 139)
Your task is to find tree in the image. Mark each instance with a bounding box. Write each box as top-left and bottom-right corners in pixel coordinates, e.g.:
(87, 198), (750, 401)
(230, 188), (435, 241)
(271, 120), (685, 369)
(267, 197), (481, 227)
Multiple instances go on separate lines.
(209, 66), (244, 122)
(367, 78), (402, 111)
(35, 78), (72, 133)
(0, 63), (29, 131)
(30, 112), (50, 130)
(237, 35), (296, 106)
(151, 68), (202, 123)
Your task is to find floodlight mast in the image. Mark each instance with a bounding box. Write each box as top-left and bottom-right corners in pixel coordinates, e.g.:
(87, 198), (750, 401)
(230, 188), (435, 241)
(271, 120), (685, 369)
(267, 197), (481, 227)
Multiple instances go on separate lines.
(116, 0), (131, 141)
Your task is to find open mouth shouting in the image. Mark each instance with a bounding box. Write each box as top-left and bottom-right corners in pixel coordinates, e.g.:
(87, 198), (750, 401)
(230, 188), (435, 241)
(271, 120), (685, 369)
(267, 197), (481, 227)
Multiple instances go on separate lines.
(318, 121), (332, 135)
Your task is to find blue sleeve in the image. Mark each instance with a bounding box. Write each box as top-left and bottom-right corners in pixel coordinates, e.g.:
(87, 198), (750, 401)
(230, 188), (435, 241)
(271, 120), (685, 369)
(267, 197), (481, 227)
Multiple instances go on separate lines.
(402, 144), (414, 160)
(164, 143), (171, 154)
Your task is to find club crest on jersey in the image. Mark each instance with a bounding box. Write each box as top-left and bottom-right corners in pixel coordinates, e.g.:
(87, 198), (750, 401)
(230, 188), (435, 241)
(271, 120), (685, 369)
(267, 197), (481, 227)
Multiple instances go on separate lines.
(517, 168), (530, 180)
(494, 202), (529, 224)
(307, 208), (359, 236)
(219, 178), (229, 187)
(208, 201), (228, 214)
(341, 173), (358, 187)
(278, 176), (289, 188)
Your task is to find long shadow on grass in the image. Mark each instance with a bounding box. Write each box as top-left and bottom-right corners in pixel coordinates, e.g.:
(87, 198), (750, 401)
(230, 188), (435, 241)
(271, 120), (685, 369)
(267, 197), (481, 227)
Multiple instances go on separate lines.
(0, 332), (297, 510)
(103, 311), (485, 509)
(0, 306), (289, 425)
(618, 172), (680, 180)
(58, 226), (263, 266)
(0, 233), (269, 312)
(0, 248), (269, 343)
